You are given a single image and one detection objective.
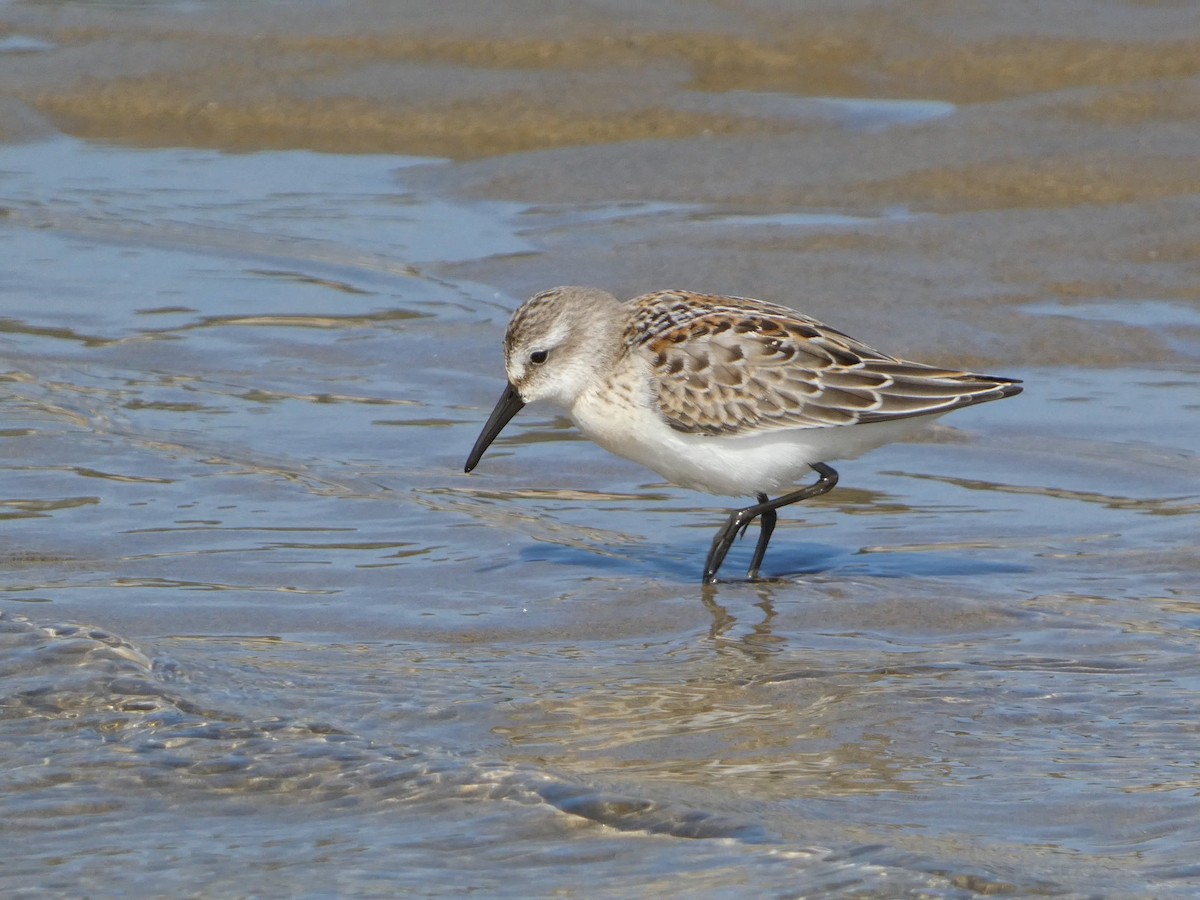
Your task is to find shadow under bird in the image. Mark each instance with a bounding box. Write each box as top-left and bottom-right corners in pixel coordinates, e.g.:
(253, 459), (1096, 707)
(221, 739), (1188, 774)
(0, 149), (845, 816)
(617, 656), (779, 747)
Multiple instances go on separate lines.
(464, 286), (1022, 583)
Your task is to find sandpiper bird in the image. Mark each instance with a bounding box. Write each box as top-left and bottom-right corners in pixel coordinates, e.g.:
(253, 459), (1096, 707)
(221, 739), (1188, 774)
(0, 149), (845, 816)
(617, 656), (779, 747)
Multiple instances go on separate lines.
(464, 287), (1022, 583)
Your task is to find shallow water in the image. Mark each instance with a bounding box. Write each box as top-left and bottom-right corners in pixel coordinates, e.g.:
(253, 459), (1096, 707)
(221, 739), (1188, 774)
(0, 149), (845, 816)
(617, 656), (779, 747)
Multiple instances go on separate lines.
(4, 2), (1200, 897)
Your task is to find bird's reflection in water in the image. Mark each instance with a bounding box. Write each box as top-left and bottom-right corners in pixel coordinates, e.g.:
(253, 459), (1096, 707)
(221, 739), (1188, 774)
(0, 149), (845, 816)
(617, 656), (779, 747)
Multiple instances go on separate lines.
(700, 581), (786, 660)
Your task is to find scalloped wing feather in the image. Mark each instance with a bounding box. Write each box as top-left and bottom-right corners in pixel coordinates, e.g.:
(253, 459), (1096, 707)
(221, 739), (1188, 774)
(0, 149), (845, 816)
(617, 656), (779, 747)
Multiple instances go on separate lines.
(625, 290), (1021, 436)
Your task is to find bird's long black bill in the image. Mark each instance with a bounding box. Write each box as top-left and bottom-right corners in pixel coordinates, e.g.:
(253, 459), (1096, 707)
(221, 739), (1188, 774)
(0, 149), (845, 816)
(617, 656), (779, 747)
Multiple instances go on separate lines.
(464, 383), (526, 473)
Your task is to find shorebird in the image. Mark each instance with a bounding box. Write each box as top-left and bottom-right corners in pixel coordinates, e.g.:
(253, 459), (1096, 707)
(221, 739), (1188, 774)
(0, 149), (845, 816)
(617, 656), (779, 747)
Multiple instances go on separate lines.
(465, 287), (1022, 583)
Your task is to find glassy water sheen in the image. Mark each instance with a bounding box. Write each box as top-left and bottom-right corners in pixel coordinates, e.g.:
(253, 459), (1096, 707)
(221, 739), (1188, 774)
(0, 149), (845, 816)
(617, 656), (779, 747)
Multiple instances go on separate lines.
(3, 138), (1200, 898)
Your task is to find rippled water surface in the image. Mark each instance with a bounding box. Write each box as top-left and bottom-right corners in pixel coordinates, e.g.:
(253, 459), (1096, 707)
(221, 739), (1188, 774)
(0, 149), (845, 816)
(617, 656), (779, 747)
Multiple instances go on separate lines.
(3, 135), (1198, 899)
(4, 4), (1200, 895)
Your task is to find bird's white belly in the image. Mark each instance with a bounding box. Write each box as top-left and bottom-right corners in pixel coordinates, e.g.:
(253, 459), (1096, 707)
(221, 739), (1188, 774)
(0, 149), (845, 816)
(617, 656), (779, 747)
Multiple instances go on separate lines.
(569, 378), (937, 497)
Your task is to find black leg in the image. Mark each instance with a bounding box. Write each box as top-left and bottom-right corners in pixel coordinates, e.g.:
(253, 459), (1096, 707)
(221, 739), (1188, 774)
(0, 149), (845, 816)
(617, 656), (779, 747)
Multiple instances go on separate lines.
(702, 463), (839, 584)
(747, 493), (775, 581)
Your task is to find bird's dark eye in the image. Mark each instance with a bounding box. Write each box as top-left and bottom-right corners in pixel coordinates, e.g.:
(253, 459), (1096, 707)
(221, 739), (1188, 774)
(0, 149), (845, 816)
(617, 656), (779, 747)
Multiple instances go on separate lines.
(529, 349), (548, 365)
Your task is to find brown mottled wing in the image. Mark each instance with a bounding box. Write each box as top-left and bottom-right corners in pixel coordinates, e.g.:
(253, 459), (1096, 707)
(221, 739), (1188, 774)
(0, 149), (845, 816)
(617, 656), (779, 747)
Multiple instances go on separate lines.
(625, 290), (1022, 436)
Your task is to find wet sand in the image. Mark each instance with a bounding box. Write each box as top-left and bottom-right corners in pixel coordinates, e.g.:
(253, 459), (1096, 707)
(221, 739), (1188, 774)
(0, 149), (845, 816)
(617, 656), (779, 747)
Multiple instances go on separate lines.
(2, 1), (1200, 896)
